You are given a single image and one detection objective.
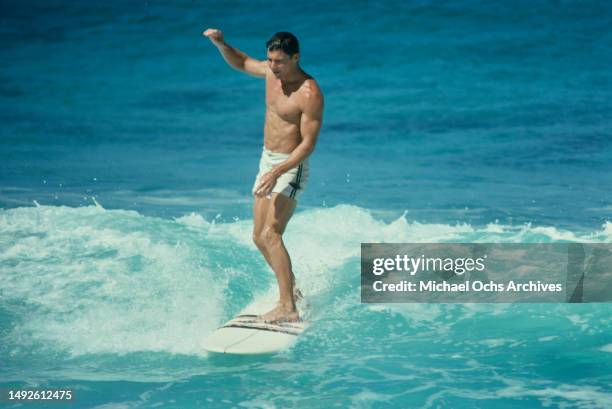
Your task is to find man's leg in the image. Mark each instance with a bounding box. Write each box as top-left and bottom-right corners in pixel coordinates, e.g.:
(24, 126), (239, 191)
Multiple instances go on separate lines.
(252, 196), (269, 256)
(253, 195), (303, 306)
(252, 193), (299, 322)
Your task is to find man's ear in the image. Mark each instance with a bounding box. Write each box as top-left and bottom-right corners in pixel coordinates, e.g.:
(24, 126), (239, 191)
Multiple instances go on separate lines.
(292, 53), (300, 63)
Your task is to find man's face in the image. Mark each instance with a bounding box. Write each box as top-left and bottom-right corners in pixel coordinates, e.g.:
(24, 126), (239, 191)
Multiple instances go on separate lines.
(267, 49), (298, 79)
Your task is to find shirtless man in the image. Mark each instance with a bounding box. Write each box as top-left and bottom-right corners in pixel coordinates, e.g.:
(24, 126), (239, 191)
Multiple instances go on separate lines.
(203, 29), (324, 323)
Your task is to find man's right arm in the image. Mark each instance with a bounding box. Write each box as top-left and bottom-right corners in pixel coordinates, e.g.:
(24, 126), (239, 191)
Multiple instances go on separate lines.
(203, 28), (267, 78)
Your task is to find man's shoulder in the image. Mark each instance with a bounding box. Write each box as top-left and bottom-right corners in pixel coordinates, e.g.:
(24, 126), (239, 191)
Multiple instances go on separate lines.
(301, 76), (321, 92)
(299, 77), (323, 106)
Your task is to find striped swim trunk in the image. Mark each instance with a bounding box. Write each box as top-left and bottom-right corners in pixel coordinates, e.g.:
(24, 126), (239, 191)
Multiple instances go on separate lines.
(252, 147), (309, 200)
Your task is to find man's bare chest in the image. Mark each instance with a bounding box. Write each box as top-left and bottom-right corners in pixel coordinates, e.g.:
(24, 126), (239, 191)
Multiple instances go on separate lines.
(265, 82), (302, 123)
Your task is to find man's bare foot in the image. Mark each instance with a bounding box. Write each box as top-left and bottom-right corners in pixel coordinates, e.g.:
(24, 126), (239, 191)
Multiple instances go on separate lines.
(259, 303), (300, 323)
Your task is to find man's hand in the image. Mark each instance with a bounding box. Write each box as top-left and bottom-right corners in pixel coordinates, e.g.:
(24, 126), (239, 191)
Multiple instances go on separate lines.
(203, 28), (266, 78)
(254, 170), (279, 198)
(203, 28), (225, 47)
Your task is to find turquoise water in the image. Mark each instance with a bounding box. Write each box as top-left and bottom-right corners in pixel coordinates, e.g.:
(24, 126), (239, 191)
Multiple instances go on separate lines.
(1, 1), (611, 408)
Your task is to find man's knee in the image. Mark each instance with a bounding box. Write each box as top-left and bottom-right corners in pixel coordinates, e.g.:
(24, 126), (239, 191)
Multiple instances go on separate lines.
(260, 225), (282, 248)
(252, 231), (265, 249)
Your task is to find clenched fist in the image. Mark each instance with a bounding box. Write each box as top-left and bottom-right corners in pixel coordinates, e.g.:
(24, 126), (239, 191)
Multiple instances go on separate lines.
(202, 28), (225, 47)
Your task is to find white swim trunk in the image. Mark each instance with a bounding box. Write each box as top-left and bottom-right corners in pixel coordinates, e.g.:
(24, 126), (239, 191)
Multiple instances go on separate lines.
(252, 147), (309, 200)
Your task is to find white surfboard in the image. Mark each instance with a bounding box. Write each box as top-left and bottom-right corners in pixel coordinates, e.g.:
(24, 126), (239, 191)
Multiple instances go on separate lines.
(202, 314), (308, 354)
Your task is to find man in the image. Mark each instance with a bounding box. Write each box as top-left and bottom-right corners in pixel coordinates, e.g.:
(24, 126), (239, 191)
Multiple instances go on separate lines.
(203, 29), (324, 323)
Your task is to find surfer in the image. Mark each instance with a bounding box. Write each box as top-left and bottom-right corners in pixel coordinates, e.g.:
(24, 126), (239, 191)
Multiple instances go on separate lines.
(203, 29), (324, 323)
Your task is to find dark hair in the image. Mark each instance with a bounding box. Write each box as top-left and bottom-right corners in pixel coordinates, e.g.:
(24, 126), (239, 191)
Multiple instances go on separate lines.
(266, 32), (299, 56)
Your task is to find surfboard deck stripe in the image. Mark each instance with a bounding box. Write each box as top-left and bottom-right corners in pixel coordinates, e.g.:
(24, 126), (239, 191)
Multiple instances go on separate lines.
(229, 315), (305, 326)
(221, 323), (302, 336)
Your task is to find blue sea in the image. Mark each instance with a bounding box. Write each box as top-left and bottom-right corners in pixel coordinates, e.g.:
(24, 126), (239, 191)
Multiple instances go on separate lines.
(1, 0), (611, 408)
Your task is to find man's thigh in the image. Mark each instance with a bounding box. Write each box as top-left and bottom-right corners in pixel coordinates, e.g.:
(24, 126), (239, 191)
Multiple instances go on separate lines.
(263, 193), (297, 235)
(253, 196), (269, 237)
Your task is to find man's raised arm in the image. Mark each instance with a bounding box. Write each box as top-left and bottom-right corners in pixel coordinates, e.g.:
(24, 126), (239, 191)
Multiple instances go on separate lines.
(202, 28), (266, 78)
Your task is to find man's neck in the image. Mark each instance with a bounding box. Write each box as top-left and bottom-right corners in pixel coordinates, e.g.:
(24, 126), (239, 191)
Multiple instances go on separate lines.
(280, 67), (304, 85)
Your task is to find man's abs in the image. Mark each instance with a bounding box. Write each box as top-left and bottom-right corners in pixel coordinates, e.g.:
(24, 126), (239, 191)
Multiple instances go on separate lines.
(263, 110), (301, 153)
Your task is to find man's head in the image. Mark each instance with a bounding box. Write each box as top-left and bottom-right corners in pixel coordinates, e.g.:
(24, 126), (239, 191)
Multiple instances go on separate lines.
(266, 32), (300, 79)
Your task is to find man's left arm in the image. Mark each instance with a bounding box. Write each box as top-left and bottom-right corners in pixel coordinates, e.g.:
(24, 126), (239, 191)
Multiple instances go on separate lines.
(255, 83), (323, 197)
(272, 85), (324, 177)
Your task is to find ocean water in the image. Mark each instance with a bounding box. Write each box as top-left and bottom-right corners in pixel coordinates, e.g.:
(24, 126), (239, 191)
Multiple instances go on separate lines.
(1, 1), (611, 408)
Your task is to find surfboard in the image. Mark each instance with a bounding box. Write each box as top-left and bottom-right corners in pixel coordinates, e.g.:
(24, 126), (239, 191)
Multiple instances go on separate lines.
(202, 314), (308, 354)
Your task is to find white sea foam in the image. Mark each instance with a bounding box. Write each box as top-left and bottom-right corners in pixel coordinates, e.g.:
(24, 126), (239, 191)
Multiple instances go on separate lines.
(1, 203), (610, 359)
(1, 205), (224, 357)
